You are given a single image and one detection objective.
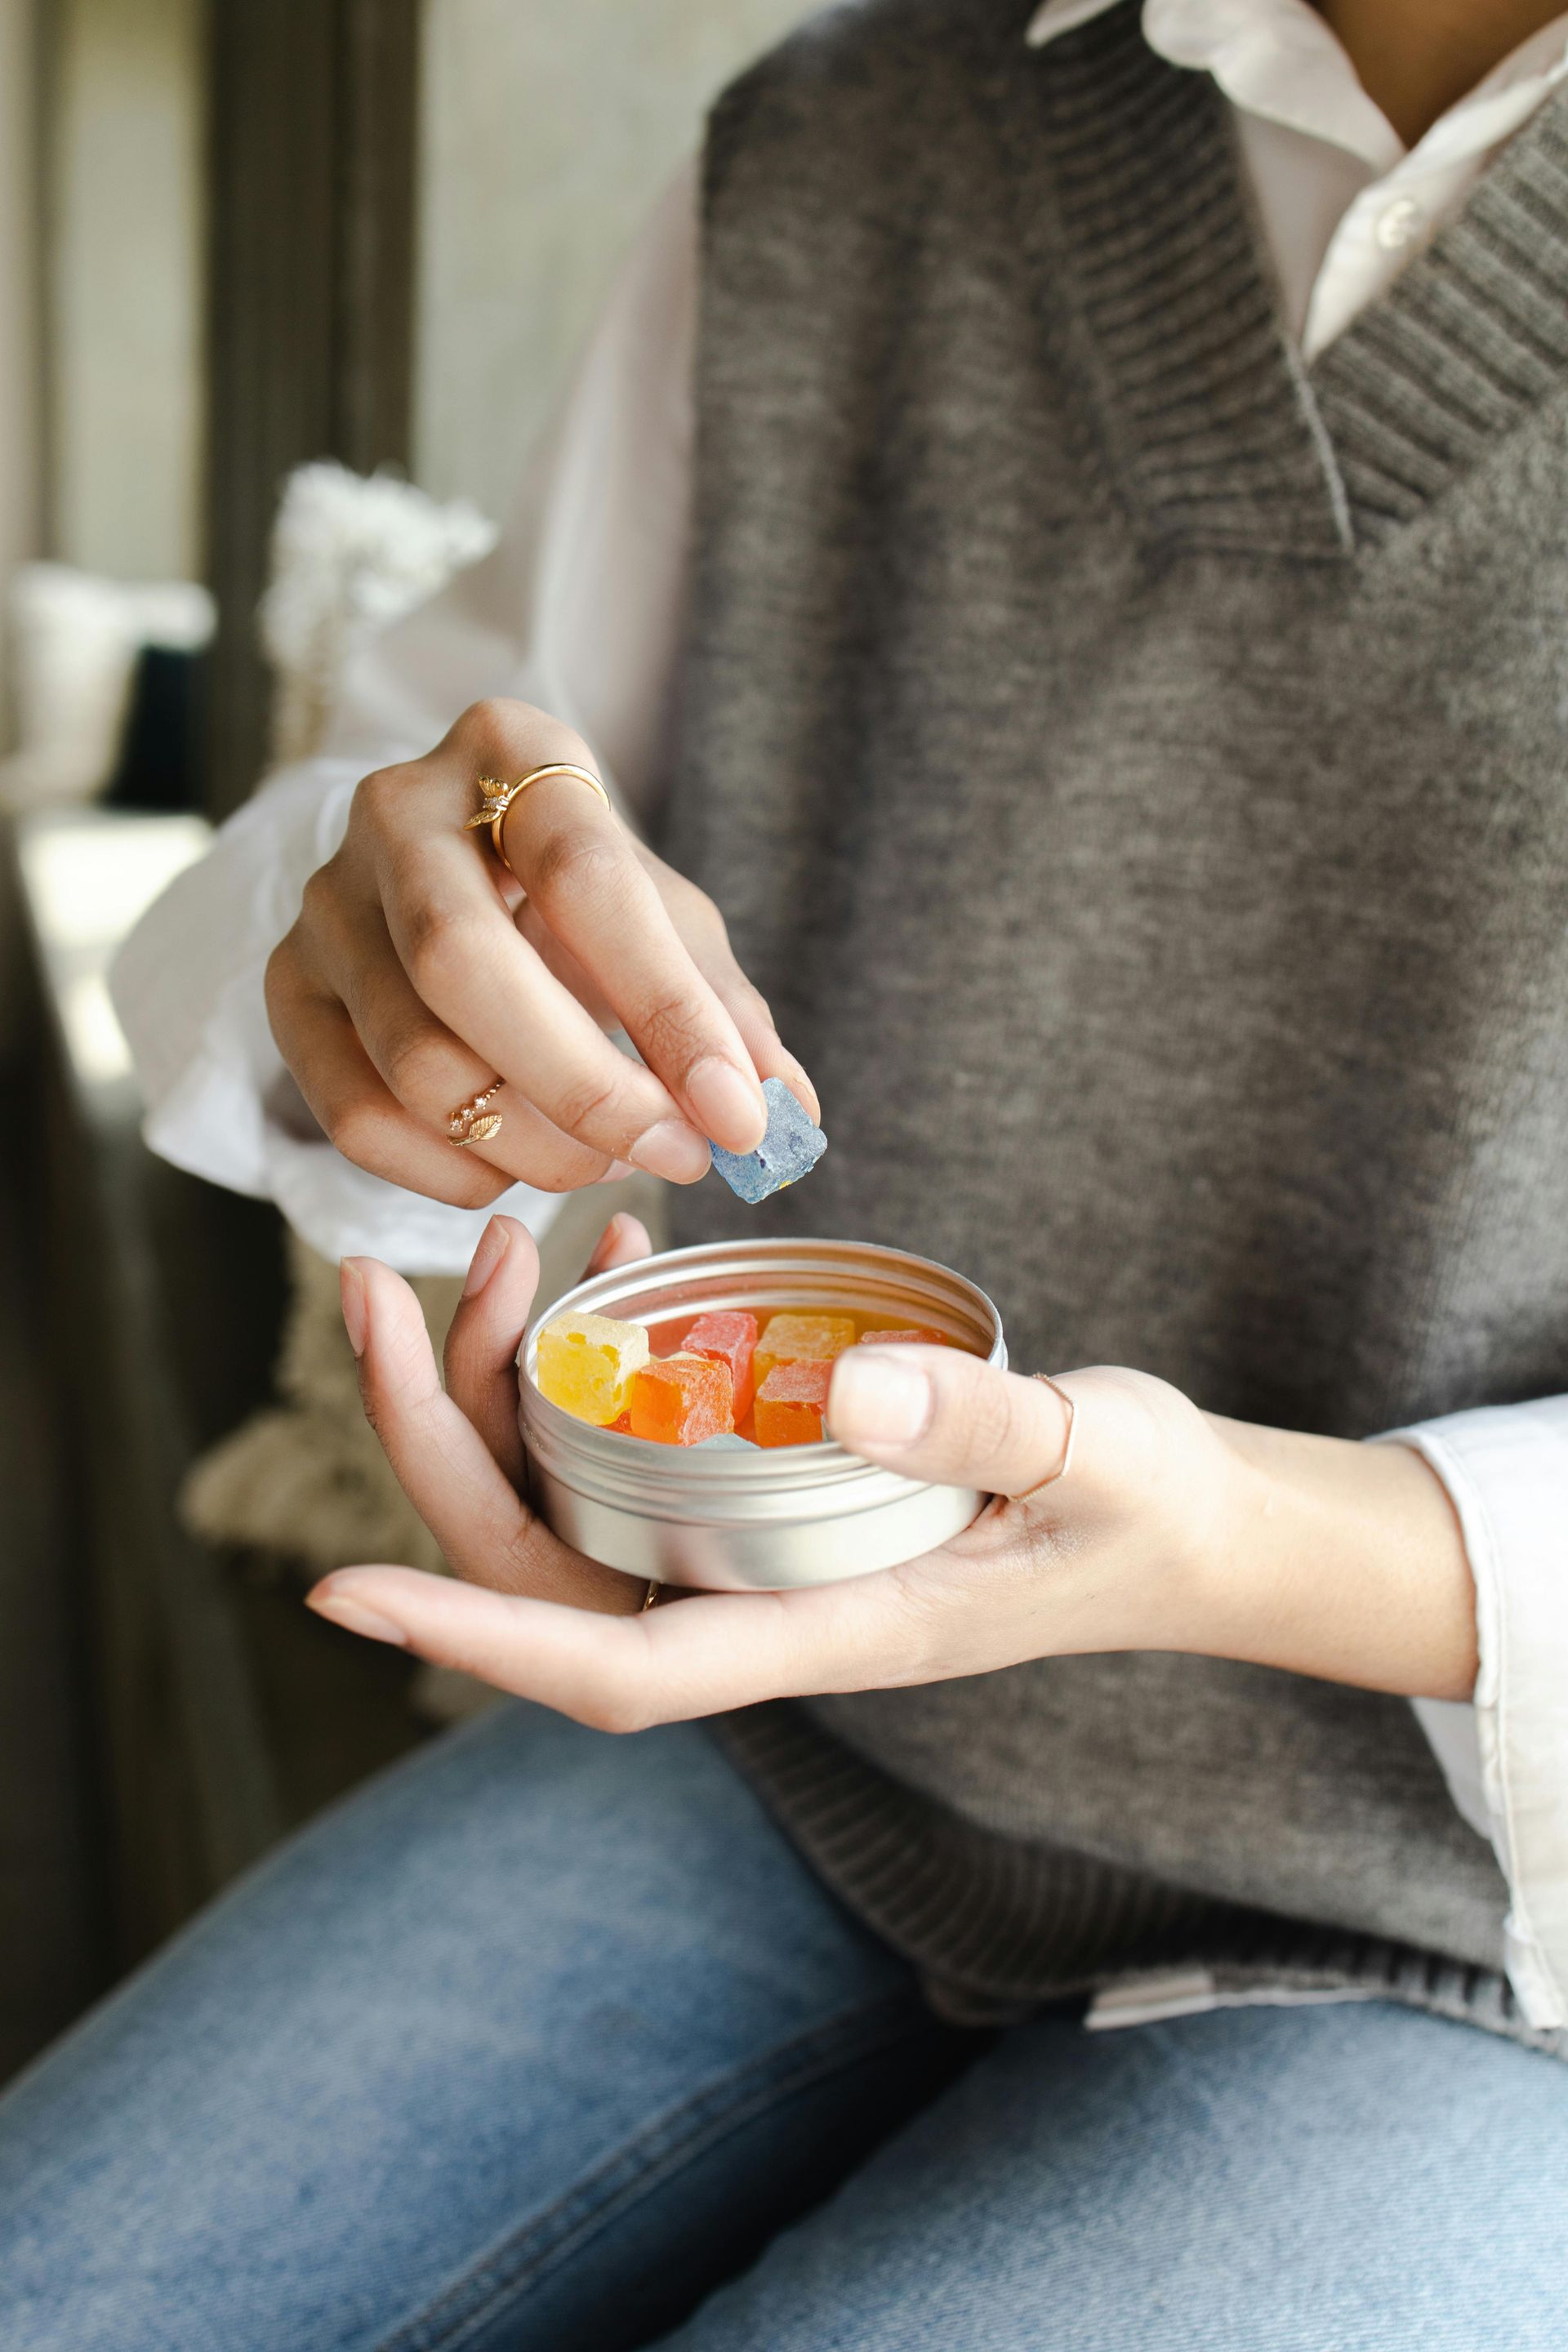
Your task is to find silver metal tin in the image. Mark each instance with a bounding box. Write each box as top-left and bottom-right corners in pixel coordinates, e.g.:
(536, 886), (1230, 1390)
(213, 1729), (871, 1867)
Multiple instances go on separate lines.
(519, 1237), (1006, 1591)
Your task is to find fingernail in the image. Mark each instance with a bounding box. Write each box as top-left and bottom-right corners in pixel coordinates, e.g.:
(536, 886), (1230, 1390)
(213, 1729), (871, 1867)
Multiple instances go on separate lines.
(828, 1350), (933, 1446)
(781, 1057), (822, 1126)
(684, 1057), (767, 1152)
(628, 1119), (712, 1183)
(307, 1584), (409, 1648)
(340, 1259), (369, 1357)
(594, 1160), (636, 1184)
(587, 1213), (627, 1271)
(463, 1214), (512, 1298)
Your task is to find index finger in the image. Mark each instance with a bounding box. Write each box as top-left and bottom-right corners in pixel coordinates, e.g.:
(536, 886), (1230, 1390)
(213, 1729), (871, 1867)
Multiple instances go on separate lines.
(500, 777), (769, 1155)
(369, 777), (706, 1172)
(349, 1254), (639, 1614)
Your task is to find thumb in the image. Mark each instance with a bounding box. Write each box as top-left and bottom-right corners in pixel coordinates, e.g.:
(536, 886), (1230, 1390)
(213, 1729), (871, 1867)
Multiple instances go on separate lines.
(826, 1346), (1076, 1498)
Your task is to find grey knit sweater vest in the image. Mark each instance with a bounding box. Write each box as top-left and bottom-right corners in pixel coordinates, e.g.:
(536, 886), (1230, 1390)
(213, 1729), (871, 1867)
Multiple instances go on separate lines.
(664, 0), (1568, 2048)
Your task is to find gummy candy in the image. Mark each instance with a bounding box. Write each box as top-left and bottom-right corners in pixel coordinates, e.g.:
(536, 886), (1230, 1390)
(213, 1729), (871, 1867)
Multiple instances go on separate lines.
(536, 1312), (649, 1427)
(710, 1077), (826, 1204)
(694, 1432), (759, 1451)
(754, 1358), (834, 1447)
(755, 1312), (857, 1391)
(682, 1310), (759, 1416)
(628, 1352), (733, 1446)
(859, 1327), (950, 1348)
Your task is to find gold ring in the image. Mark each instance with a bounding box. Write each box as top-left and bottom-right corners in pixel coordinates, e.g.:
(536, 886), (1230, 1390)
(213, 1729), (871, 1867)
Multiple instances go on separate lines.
(1018, 1373), (1077, 1496)
(448, 1084), (503, 1147)
(465, 764), (612, 883)
(641, 1579), (662, 1611)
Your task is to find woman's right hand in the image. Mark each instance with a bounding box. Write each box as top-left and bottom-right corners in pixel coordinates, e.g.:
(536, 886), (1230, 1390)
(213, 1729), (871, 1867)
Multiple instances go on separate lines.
(265, 697), (817, 1208)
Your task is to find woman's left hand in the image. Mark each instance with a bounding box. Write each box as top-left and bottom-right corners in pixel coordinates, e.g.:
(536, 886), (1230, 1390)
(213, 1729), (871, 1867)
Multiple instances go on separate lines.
(309, 1218), (1480, 1722)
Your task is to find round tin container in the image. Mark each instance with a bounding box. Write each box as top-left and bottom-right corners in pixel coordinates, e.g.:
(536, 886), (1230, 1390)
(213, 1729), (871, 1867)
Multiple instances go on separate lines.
(519, 1237), (1006, 1592)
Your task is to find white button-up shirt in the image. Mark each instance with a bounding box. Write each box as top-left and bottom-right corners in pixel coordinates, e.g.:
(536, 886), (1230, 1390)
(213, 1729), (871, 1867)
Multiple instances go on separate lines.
(111, 0), (1568, 2028)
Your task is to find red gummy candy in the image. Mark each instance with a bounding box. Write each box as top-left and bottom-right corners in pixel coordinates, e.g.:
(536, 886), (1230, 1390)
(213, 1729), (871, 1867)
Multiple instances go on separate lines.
(754, 1357), (833, 1447)
(627, 1353), (733, 1446)
(682, 1309), (760, 1417)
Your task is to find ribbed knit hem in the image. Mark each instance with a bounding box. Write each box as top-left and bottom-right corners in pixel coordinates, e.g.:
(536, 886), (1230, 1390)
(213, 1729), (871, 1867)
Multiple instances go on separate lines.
(716, 1703), (1567, 2060)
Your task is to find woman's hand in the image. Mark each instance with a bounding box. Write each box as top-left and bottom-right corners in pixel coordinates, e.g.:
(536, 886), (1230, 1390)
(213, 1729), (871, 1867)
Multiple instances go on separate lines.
(265, 697), (817, 1207)
(307, 1218), (1480, 1724)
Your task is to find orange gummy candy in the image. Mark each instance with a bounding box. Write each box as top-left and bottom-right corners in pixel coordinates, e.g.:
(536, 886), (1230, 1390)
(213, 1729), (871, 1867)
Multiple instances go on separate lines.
(627, 1352), (733, 1446)
(754, 1312), (856, 1392)
(754, 1357), (834, 1447)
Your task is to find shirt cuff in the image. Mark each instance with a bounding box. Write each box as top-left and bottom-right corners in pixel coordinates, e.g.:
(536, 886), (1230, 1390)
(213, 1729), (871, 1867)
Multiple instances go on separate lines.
(1382, 1401), (1568, 2030)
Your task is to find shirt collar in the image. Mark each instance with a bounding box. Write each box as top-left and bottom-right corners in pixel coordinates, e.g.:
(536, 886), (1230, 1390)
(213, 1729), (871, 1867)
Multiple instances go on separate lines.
(1024, 0), (1568, 175)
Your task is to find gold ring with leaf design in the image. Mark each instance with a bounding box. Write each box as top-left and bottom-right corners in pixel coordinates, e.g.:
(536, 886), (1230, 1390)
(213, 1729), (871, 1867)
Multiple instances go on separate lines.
(448, 1084), (504, 1148)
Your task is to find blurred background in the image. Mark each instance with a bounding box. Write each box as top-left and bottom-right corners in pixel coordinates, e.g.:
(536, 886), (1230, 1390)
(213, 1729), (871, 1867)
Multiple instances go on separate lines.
(0, 0), (811, 2086)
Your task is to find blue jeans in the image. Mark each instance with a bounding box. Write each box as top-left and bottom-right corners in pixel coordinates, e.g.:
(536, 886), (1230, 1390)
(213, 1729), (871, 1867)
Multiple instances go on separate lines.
(2, 1704), (1565, 2350)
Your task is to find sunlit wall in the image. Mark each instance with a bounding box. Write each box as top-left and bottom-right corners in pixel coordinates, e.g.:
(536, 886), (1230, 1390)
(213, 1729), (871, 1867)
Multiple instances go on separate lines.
(415, 0), (813, 518)
(47, 0), (204, 583)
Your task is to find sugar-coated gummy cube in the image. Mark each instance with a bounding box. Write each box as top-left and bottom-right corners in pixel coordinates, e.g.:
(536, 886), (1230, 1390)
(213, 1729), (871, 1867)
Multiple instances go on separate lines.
(627, 1352), (733, 1446)
(754, 1312), (857, 1391)
(710, 1076), (826, 1205)
(694, 1432), (760, 1451)
(536, 1312), (650, 1427)
(754, 1357), (834, 1447)
(682, 1309), (759, 1416)
(858, 1327), (950, 1348)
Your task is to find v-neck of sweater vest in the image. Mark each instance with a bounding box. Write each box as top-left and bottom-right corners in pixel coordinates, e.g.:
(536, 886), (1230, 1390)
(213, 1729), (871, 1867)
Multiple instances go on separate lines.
(989, 0), (1568, 558)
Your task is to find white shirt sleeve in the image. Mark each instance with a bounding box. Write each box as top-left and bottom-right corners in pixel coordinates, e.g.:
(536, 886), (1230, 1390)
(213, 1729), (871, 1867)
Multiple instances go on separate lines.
(1382, 1403), (1568, 2030)
(109, 161), (702, 1275)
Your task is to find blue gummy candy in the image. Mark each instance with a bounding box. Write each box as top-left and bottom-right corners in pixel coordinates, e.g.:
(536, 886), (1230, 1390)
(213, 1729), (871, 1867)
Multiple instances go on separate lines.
(710, 1076), (826, 1205)
(693, 1432), (760, 1451)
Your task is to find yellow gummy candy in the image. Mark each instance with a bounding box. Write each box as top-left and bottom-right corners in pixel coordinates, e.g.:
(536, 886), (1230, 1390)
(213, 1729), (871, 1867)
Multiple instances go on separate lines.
(537, 1312), (650, 1427)
(754, 1312), (858, 1391)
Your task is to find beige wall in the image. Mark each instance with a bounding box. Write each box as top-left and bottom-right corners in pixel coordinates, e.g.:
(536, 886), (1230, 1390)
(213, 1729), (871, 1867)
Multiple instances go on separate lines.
(0, 0), (40, 744)
(47, 0), (203, 582)
(415, 0), (813, 516)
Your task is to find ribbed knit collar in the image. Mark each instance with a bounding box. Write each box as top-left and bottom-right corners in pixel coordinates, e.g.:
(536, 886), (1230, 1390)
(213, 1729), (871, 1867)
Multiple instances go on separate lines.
(1315, 97), (1568, 541)
(996, 0), (1568, 556)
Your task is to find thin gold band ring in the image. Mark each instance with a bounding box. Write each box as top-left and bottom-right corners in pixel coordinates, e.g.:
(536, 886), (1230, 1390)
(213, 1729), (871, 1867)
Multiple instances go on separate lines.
(1018, 1373), (1077, 1495)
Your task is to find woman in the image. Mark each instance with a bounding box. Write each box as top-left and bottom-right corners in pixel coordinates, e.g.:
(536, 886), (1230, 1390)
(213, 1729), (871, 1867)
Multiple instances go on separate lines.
(5, 1), (1567, 2344)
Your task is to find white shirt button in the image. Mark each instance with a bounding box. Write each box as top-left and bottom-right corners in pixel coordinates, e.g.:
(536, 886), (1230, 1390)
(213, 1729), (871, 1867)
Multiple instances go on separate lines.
(1376, 196), (1426, 251)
